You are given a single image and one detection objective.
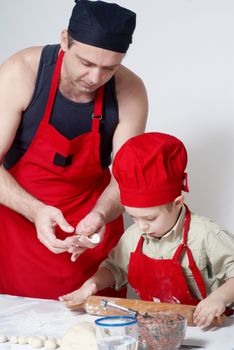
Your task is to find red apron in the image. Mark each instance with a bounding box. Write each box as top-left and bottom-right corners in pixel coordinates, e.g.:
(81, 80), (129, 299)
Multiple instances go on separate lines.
(0, 50), (126, 300)
(128, 206), (206, 305)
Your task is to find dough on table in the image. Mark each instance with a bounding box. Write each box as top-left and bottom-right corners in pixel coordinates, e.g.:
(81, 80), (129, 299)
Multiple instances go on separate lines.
(0, 335), (8, 343)
(56, 338), (62, 347)
(39, 335), (48, 343)
(44, 339), (57, 349)
(9, 336), (18, 344)
(18, 336), (28, 345)
(60, 322), (97, 350)
(30, 337), (43, 348)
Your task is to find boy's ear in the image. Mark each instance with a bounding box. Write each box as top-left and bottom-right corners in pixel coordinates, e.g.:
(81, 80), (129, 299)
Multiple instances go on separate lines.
(174, 195), (184, 209)
(60, 29), (68, 51)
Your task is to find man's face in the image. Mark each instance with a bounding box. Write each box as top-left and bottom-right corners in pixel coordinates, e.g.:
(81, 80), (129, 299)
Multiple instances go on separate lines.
(62, 40), (125, 94)
(125, 204), (180, 238)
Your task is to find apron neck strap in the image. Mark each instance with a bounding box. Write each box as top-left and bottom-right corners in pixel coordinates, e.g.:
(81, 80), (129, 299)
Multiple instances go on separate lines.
(135, 235), (144, 252)
(91, 85), (104, 134)
(43, 49), (104, 133)
(43, 49), (64, 123)
(172, 205), (190, 260)
(173, 205), (206, 299)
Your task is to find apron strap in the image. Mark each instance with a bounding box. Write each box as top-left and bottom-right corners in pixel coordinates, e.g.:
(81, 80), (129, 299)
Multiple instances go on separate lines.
(135, 235), (144, 253)
(43, 49), (104, 133)
(43, 49), (64, 123)
(186, 245), (207, 299)
(173, 205), (190, 260)
(172, 205), (207, 299)
(91, 85), (104, 134)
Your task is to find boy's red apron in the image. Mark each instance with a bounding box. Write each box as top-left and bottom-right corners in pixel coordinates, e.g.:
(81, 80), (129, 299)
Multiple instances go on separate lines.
(128, 206), (206, 305)
(0, 50), (126, 300)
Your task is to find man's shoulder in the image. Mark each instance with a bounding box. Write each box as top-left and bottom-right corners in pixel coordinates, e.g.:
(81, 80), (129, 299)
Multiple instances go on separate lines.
(114, 64), (148, 117)
(115, 65), (144, 89)
(0, 46), (46, 111)
(1, 46), (44, 80)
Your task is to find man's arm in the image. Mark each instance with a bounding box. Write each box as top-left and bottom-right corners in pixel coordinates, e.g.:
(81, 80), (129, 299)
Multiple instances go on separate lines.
(93, 66), (148, 223)
(61, 223), (135, 304)
(70, 66), (148, 259)
(0, 48), (74, 253)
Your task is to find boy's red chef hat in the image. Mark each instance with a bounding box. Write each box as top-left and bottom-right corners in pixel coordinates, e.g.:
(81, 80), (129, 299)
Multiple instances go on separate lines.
(113, 132), (189, 208)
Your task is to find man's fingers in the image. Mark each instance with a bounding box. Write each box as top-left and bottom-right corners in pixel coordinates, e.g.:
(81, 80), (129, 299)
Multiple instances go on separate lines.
(71, 250), (86, 262)
(37, 225), (70, 253)
(39, 236), (68, 253)
(53, 212), (74, 233)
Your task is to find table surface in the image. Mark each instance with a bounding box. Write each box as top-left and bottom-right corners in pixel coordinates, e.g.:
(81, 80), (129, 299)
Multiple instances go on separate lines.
(0, 294), (233, 350)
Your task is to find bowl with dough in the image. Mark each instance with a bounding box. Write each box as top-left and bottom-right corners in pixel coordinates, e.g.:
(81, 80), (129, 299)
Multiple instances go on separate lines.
(138, 312), (187, 350)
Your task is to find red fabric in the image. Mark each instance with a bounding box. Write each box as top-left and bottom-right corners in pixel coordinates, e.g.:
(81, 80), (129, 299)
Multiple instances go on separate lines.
(128, 206), (206, 305)
(113, 132), (189, 207)
(0, 50), (126, 300)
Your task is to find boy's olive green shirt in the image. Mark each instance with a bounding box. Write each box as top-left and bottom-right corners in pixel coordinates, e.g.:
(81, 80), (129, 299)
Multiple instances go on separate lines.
(100, 205), (234, 299)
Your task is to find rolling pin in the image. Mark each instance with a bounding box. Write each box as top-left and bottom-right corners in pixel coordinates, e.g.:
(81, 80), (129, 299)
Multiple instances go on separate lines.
(69, 295), (224, 327)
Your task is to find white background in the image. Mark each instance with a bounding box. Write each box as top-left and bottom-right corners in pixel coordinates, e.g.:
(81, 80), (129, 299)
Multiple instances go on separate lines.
(1, 0), (234, 232)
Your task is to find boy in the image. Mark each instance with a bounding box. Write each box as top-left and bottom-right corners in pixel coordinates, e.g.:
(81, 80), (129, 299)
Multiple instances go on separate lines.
(60, 132), (234, 327)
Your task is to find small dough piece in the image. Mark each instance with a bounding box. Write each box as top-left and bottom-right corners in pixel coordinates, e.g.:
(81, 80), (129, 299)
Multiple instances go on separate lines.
(48, 338), (56, 343)
(31, 337), (43, 348)
(39, 335), (48, 343)
(56, 338), (62, 347)
(18, 336), (28, 345)
(89, 233), (100, 244)
(28, 336), (35, 345)
(0, 335), (8, 343)
(9, 336), (18, 344)
(45, 339), (57, 349)
(61, 322), (97, 350)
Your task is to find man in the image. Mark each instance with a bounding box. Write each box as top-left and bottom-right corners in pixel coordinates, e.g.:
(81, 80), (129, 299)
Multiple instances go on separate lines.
(0, 0), (147, 299)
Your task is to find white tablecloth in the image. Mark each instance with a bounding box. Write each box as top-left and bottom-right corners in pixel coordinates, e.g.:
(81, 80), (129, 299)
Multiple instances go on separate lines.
(0, 294), (233, 350)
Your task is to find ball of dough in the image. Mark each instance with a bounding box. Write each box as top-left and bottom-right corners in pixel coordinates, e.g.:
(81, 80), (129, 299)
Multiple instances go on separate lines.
(89, 234), (100, 244)
(61, 322), (97, 350)
(30, 337), (43, 348)
(0, 335), (8, 343)
(45, 339), (57, 349)
(57, 338), (62, 347)
(9, 336), (18, 344)
(18, 336), (28, 345)
(28, 336), (36, 345)
(39, 335), (48, 343)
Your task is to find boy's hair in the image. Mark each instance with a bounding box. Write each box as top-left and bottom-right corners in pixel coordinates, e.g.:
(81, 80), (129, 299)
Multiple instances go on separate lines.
(164, 202), (174, 212)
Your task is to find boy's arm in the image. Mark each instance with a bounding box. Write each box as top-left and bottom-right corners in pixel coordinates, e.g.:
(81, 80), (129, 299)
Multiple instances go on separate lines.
(194, 277), (234, 327)
(59, 267), (115, 307)
(60, 225), (139, 307)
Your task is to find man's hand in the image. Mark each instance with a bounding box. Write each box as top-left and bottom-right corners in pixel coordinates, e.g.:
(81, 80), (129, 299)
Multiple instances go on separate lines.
(33, 205), (74, 253)
(67, 211), (106, 261)
(193, 294), (226, 327)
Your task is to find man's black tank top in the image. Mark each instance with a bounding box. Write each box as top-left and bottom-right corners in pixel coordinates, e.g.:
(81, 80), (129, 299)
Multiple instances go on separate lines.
(4, 44), (119, 169)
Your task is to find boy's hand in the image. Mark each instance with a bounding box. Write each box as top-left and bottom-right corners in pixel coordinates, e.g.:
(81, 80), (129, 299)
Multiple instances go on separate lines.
(59, 282), (97, 307)
(193, 295), (226, 327)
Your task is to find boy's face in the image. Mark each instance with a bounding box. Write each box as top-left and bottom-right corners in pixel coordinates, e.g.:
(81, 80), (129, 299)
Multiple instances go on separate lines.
(125, 203), (181, 238)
